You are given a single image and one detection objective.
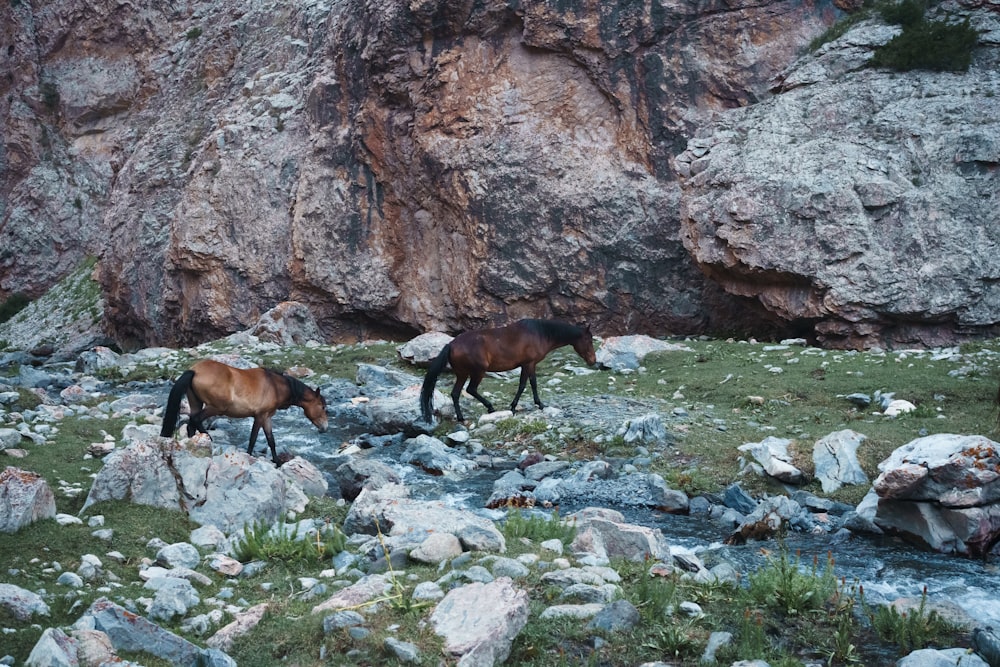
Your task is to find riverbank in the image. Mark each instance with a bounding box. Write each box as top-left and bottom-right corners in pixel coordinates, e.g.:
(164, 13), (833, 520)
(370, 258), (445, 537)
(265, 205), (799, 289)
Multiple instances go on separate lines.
(3, 328), (1000, 665)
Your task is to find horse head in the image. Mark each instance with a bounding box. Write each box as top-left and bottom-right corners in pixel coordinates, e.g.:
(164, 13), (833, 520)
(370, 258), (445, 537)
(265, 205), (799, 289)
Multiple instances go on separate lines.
(573, 323), (597, 367)
(302, 386), (328, 433)
(286, 375), (328, 433)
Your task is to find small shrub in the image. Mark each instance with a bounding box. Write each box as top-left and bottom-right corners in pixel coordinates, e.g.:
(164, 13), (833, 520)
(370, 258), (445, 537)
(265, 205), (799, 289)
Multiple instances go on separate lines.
(40, 81), (59, 111)
(746, 547), (838, 616)
(0, 293), (30, 324)
(879, 0), (926, 27)
(870, 17), (979, 72)
(185, 26), (203, 40)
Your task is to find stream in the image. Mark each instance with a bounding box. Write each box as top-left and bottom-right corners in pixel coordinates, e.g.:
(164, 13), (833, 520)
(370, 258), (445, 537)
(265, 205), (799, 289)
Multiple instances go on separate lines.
(263, 406), (1000, 632)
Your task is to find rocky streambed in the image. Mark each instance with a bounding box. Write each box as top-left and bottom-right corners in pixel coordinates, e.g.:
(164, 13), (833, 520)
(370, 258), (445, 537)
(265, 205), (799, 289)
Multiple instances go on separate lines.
(4, 315), (1000, 665)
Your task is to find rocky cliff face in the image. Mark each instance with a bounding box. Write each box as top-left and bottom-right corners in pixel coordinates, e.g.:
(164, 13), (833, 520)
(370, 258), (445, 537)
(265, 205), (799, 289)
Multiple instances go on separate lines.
(676, 0), (1000, 348)
(5, 0), (995, 350)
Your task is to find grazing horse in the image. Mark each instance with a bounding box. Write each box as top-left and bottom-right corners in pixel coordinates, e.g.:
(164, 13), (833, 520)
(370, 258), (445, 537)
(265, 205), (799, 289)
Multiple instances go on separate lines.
(420, 319), (597, 423)
(160, 359), (328, 464)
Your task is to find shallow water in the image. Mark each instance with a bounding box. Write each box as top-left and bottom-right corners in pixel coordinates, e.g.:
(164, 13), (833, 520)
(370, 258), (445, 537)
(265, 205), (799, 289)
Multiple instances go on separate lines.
(242, 405), (1000, 630)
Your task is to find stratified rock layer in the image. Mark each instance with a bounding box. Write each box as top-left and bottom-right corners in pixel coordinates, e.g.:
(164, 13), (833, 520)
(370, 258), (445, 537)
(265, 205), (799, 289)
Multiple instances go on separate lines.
(677, 1), (1000, 347)
(4, 0), (998, 348)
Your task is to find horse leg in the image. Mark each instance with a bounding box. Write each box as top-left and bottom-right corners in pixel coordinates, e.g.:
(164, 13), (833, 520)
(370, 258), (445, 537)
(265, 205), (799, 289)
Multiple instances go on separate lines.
(512, 364), (544, 412)
(465, 371), (495, 414)
(261, 416), (280, 465)
(510, 369), (529, 413)
(528, 367), (544, 410)
(186, 391), (205, 436)
(450, 373), (468, 422)
(247, 419), (262, 456)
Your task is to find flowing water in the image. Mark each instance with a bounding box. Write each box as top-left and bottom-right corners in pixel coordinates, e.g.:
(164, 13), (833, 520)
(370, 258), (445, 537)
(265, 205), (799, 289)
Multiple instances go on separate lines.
(236, 405), (1000, 632)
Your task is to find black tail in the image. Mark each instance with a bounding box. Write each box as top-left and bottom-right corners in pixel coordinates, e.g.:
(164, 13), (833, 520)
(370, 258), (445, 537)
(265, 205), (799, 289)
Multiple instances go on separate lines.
(420, 343), (451, 423)
(160, 370), (195, 437)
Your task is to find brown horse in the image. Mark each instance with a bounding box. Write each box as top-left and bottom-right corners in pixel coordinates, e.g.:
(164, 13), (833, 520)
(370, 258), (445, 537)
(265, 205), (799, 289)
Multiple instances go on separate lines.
(160, 359), (328, 464)
(420, 319), (597, 423)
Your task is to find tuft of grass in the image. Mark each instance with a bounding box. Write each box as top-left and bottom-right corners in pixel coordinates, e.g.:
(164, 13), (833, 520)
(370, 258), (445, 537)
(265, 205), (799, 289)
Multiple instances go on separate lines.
(233, 519), (346, 565)
(746, 545), (839, 617)
(865, 586), (960, 655)
(502, 509), (577, 546)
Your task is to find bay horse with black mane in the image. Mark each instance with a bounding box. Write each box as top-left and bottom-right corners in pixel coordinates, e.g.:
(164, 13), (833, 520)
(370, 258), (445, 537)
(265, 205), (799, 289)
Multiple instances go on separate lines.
(420, 319), (597, 423)
(160, 359), (328, 464)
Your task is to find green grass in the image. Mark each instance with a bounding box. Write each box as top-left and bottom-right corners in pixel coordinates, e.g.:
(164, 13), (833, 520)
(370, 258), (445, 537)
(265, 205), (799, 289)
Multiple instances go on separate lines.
(1, 336), (996, 665)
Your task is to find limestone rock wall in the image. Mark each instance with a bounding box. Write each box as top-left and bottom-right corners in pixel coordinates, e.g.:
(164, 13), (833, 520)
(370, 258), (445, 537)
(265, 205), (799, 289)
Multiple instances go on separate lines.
(17, 0), (991, 349)
(676, 0), (1000, 348)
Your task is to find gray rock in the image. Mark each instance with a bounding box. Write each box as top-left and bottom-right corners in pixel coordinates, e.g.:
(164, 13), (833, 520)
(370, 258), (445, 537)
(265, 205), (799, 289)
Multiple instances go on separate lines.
(896, 647), (990, 667)
(813, 429), (869, 493)
(619, 413), (669, 445)
(702, 631), (733, 664)
(146, 577), (200, 622)
(400, 434), (478, 475)
(384, 637), (420, 663)
(0, 466), (56, 533)
(0, 583), (50, 620)
(873, 434), (1000, 556)
(24, 628), (77, 667)
(322, 610), (366, 632)
(587, 599), (640, 632)
(596, 336), (692, 371)
(569, 507), (671, 563)
(739, 436), (806, 484)
(81, 597), (216, 665)
(397, 332), (453, 367)
(723, 483), (758, 514)
(333, 458), (402, 502)
(430, 577), (529, 665)
(156, 542), (201, 570)
(409, 532), (464, 564)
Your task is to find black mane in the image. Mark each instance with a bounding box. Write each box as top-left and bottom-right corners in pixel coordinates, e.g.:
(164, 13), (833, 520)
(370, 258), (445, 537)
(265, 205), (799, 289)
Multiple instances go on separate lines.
(264, 367), (308, 404)
(521, 318), (585, 343)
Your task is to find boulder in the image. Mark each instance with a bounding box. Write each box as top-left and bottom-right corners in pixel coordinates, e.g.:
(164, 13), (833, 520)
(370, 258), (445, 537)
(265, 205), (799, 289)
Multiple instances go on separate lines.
(0, 583), (51, 620)
(813, 429), (869, 493)
(245, 301), (324, 346)
(568, 507), (671, 563)
(80, 597), (231, 666)
(0, 466), (57, 533)
(81, 439), (322, 535)
(400, 434), (479, 475)
(343, 485), (505, 553)
(738, 436), (806, 484)
(595, 336), (692, 371)
(873, 434), (1000, 556)
(398, 332), (453, 367)
(430, 577), (529, 666)
(726, 495), (804, 545)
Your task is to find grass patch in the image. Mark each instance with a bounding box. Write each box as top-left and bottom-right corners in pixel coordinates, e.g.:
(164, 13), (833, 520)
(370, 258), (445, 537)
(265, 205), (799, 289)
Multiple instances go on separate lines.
(502, 509), (577, 546)
(1, 335), (996, 665)
(233, 519), (346, 565)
